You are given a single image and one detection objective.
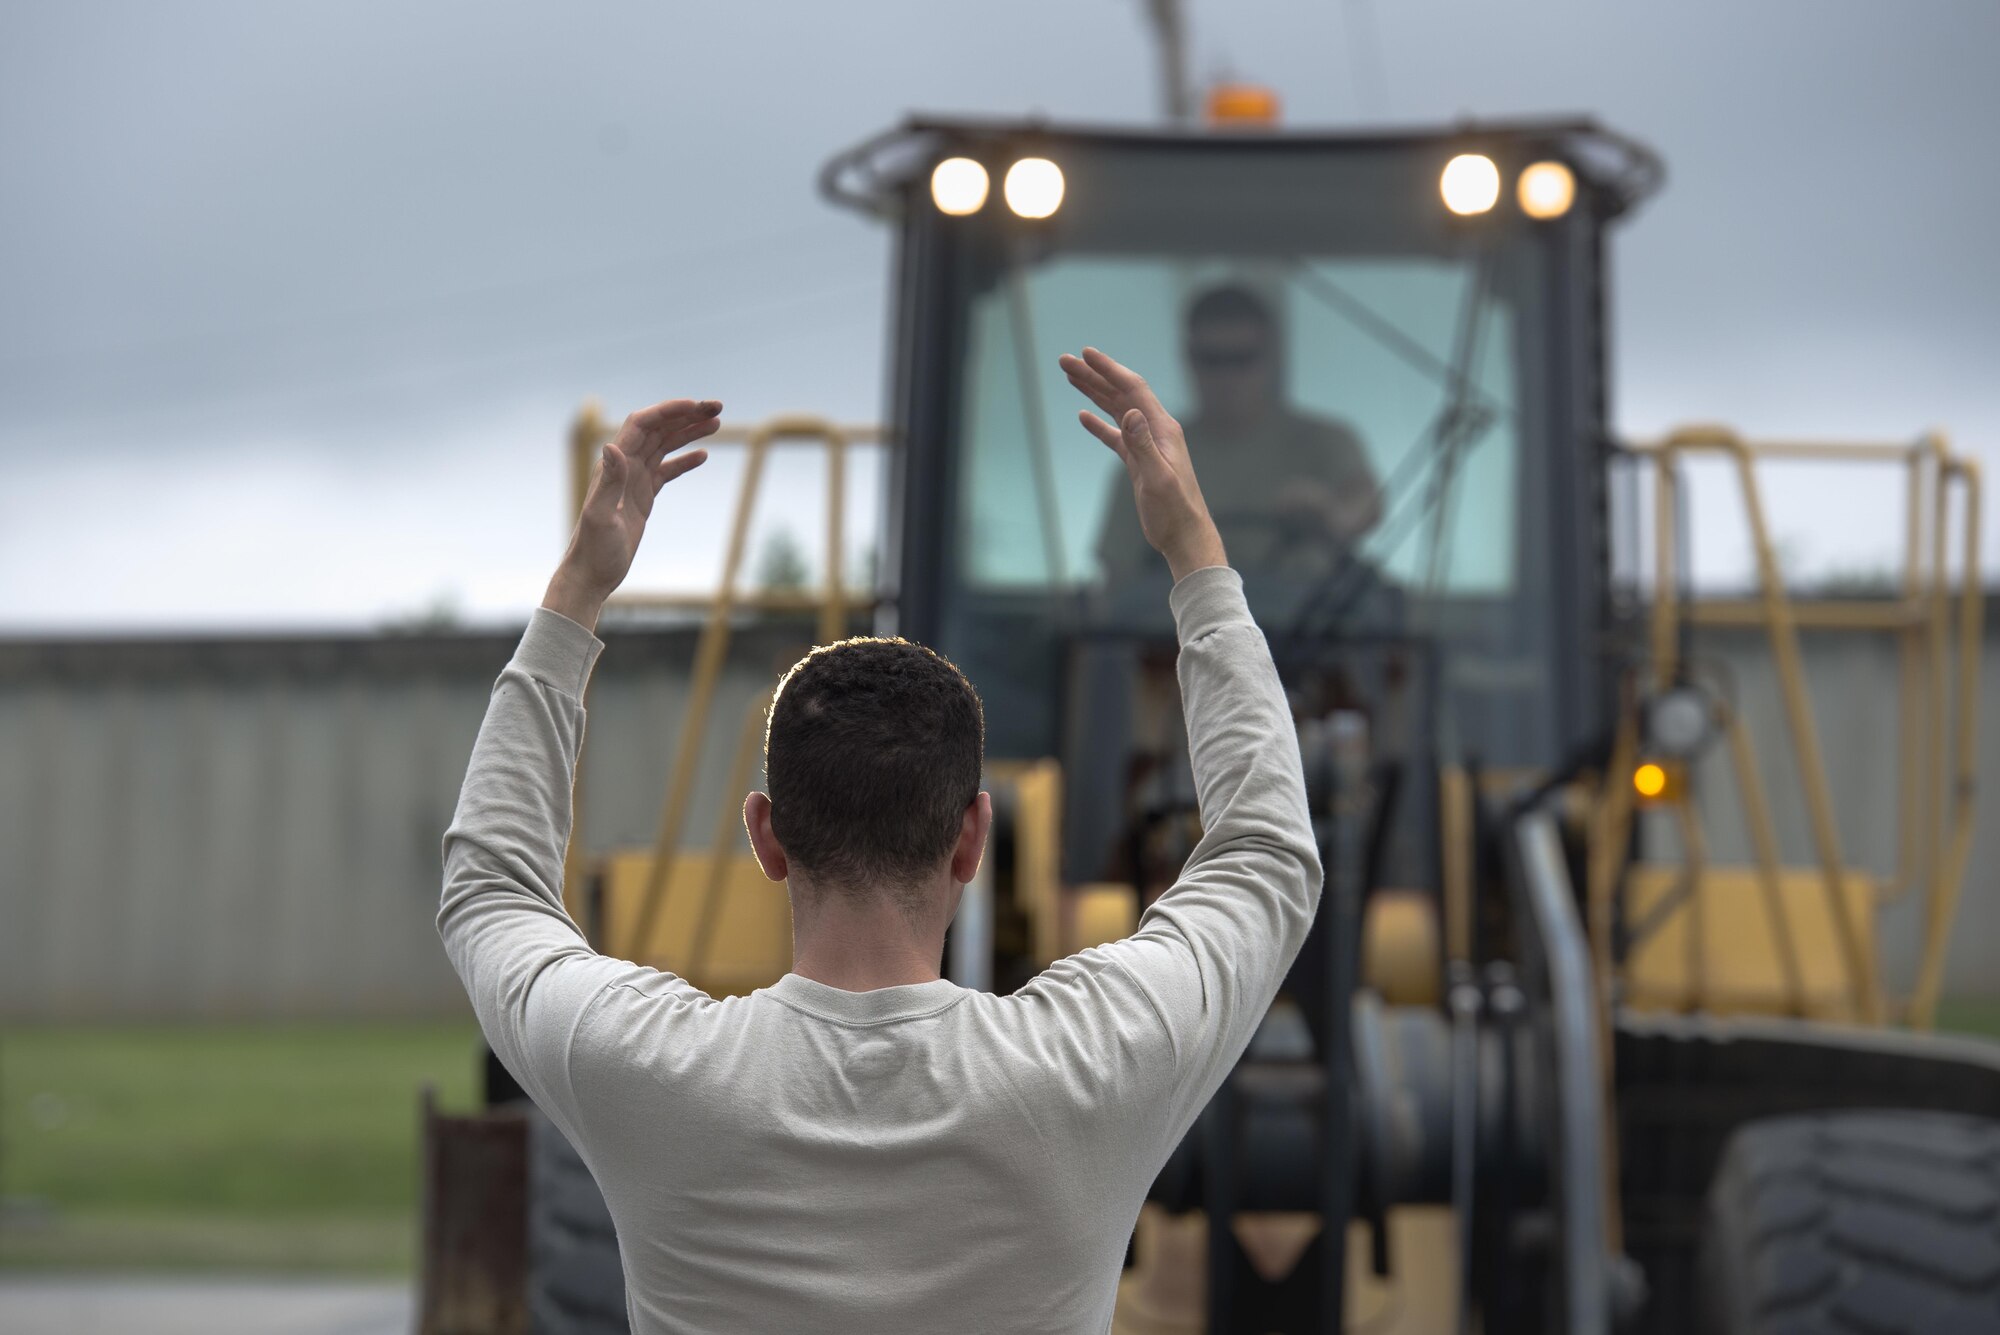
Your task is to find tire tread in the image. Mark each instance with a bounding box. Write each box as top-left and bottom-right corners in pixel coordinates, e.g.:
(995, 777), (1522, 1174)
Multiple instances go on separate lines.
(1697, 1110), (2000, 1335)
(526, 1112), (631, 1335)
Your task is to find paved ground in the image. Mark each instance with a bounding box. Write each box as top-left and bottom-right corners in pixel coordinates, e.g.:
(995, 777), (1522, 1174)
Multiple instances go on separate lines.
(0, 1276), (413, 1335)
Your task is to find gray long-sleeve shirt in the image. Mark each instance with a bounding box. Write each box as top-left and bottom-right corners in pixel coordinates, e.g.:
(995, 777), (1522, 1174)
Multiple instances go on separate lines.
(438, 564), (1322, 1334)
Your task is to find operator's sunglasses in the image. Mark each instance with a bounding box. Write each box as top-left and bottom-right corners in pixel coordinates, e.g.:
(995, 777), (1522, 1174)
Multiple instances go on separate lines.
(1189, 345), (1268, 371)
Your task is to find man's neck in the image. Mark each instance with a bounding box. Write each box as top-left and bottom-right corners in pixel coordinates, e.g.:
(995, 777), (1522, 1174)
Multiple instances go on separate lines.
(788, 886), (949, 992)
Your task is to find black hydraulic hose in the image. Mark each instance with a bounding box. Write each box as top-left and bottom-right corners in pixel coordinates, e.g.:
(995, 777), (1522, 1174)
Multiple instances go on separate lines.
(1486, 965), (1527, 1320)
(1446, 964), (1483, 1335)
(1322, 712), (1371, 1332)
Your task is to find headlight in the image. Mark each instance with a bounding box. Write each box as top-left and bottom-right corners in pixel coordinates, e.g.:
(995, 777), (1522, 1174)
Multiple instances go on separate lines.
(1517, 160), (1576, 220)
(1440, 154), (1500, 217)
(930, 157), (989, 216)
(1645, 685), (1716, 759)
(1004, 158), (1065, 219)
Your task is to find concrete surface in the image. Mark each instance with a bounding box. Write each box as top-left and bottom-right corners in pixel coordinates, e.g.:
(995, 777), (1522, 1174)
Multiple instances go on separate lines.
(0, 1276), (413, 1335)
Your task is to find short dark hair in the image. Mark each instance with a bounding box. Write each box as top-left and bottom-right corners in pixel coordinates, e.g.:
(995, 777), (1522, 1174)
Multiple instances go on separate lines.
(1187, 283), (1275, 334)
(764, 637), (984, 896)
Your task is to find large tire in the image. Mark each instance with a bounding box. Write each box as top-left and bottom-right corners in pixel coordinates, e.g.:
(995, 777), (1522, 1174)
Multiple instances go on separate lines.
(1696, 1110), (2000, 1334)
(526, 1111), (630, 1335)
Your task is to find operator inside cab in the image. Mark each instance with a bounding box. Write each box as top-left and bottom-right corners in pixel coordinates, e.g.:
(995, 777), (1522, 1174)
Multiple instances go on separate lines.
(1094, 283), (1384, 588)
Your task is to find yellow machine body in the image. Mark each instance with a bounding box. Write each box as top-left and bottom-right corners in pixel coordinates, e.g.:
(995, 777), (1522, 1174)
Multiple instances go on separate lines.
(549, 411), (1984, 1334)
(1114, 1206), (1457, 1335)
(595, 851), (792, 998)
(1620, 865), (1879, 1021)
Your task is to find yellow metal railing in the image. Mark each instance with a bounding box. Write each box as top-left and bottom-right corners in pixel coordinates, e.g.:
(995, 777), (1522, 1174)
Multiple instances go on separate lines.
(1617, 428), (1982, 1027)
(558, 404), (888, 968)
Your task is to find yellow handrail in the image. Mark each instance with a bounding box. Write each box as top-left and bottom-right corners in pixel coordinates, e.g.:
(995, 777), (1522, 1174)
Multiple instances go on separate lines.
(1620, 428), (1982, 1027)
(557, 405), (888, 958)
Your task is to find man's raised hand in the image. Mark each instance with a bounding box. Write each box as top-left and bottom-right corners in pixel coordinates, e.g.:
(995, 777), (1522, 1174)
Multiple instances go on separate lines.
(543, 397), (722, 630)
(1059, 347), (1226, 582)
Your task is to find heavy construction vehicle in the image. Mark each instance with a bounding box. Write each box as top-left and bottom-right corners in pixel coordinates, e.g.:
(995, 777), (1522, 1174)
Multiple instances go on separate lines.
(421, 110), (2000, 1335)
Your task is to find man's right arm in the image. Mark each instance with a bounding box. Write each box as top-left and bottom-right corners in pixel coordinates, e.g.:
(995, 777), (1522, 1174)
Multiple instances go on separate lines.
(1056, 347), (1324, 1138)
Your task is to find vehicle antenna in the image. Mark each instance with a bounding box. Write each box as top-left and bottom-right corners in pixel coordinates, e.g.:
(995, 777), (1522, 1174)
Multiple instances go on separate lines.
(1140, 0), (1196, 125)
(1342, 0), (1391, 115)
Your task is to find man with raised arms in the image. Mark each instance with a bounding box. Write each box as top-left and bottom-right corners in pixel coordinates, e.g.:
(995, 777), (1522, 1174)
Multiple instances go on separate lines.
(438, 348), (1321, 1332)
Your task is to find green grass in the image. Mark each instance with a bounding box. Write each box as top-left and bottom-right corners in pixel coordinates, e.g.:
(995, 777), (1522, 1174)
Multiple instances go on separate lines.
(2, 1003), (1995, 1277)
(0, 1022), (481, 1274)
(1934, 996), (2000, 1042)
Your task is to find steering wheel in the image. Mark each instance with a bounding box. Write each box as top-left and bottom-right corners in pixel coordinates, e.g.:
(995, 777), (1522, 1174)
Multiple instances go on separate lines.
(1202, 507), (1404, 641)
(1206, 506), (1345, 572)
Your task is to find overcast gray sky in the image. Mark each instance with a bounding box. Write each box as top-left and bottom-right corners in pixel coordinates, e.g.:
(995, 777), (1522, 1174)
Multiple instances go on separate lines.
(3, 0), (1995, 629)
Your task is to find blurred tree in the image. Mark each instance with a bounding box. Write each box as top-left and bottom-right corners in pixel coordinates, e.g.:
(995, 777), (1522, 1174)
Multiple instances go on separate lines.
(756, 528), (810, 593)
(1814, 563), (1900, 597)
(381, 590), (465, 635)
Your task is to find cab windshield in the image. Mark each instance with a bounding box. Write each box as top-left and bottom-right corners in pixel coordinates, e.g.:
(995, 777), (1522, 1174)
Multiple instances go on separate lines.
(913, 138), (1577, 883)
(962, 256), (1521, 602)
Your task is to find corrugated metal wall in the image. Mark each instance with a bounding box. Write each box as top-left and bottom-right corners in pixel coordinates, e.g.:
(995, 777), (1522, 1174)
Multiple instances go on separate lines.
(0, 621), (821, 1020)
(0, 607), (1995, 1020)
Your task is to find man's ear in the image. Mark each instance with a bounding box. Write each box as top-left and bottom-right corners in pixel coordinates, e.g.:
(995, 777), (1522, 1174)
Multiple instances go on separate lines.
(743, 792), (789, 883)
(949, 791), (993, 886)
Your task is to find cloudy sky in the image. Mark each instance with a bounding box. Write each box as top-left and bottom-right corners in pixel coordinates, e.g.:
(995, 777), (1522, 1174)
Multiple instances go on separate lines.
(3, 1), (1995, 630)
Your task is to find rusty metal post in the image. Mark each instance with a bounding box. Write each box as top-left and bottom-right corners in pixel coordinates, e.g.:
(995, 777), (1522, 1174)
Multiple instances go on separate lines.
(416, 1087), (529, 1335)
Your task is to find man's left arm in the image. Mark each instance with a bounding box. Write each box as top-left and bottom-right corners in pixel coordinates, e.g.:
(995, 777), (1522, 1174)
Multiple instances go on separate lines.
(437, 396), (722, 1136)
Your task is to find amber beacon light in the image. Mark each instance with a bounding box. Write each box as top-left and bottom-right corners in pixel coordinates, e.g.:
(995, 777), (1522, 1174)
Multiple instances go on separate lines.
(1205, 83), (1281, 127)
